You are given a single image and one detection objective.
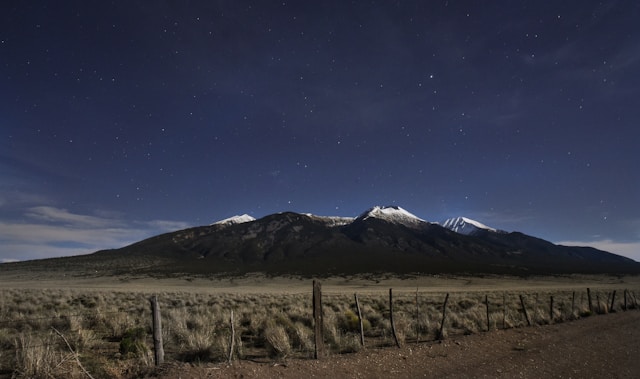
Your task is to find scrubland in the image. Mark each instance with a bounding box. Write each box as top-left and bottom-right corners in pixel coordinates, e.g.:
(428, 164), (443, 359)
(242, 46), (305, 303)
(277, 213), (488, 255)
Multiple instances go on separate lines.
(0, 274), (638, 378)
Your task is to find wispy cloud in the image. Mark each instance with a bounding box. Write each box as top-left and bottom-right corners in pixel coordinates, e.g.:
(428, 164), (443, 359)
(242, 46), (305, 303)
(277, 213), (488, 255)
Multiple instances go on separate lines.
(0, 206), (192, 262)
(0, 188), (50, 209)
(25, 206), (125, 228)
(556, 239), (640, 262)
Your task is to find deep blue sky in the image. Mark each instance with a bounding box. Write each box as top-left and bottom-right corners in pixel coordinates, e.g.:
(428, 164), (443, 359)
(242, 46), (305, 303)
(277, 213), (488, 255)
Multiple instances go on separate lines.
(1, 1), (639, 262)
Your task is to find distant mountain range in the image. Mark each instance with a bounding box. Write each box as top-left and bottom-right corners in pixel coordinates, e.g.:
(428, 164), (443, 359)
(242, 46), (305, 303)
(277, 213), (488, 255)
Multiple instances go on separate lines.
(2, 206), (637, 277)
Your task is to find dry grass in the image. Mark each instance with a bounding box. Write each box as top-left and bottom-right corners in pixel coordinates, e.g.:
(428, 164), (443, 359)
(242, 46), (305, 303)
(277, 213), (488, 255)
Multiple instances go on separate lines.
(0, 276), (638, 378)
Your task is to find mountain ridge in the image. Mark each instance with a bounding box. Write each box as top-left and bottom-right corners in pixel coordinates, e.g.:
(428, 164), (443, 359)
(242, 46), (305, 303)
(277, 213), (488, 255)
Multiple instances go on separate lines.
(1, 206), (637, 277)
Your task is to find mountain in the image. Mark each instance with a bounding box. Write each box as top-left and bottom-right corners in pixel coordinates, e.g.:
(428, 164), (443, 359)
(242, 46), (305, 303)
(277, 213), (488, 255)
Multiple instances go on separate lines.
(1, 206), (637, 277)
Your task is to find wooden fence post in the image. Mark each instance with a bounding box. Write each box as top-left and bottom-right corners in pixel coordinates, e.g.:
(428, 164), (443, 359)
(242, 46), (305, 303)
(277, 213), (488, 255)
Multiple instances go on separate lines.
(149, 295), (164, 366)
(587, 288), (593, 313)
(228, 310), (235, 364)
(415, 287), (420, 344)
(438, 293), (449, 340)
(571, 291), (576, 318)
(354, 293), (365, 347)
(312, 280), (324, 359)
(485, 295), (490, 332)
(610, 290), (616, 313)
(549, 295), (554, 323)
(519, 295), (531, 327)
(502, 292), (506, 329)
(389, 288), (401, 348)
(624, 289), (628, 311)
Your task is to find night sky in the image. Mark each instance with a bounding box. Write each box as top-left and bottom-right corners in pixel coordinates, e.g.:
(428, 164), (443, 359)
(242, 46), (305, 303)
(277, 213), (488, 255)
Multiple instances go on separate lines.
(2, 1), (639, 263)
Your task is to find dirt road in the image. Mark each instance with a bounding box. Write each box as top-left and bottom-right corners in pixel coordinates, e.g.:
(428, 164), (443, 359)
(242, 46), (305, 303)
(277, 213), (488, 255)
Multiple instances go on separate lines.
(157, 310), (640, 378)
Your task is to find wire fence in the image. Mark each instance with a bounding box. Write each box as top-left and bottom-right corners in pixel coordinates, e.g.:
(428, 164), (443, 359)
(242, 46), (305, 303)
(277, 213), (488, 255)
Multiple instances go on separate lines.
(1, 285), (638, 377)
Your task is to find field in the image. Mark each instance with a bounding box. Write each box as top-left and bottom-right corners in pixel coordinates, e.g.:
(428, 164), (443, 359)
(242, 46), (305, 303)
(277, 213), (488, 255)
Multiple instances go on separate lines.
(0, 273), (638, 378)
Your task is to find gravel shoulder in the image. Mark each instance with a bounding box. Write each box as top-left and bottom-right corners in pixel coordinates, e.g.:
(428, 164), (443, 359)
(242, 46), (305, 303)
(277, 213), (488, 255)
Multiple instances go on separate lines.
(157, 310), (640, 379)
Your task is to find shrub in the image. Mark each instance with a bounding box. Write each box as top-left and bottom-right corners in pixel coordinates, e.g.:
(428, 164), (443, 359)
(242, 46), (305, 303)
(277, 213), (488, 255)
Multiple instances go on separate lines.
(263, 321), (291, 358)
(291, 322), (313, 352)
(457, 299), (475, 310)
(340, 334), (363, 353)
(13, 333), (57, 378)
(340, 309), (371, 333)
(119, 327), (148, 358)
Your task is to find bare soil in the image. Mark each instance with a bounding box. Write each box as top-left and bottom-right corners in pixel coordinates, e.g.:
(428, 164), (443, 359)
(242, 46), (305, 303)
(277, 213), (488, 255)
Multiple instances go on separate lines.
(155, 310), (640, 379)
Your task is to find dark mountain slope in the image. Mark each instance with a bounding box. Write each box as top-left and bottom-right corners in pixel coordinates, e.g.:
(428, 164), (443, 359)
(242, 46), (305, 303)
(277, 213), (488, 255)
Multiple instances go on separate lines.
(1, 208), (637, 277)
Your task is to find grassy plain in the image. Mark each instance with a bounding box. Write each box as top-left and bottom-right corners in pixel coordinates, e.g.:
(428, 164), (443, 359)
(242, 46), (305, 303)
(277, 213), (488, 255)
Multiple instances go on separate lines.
(1, 272), (638, 378)
(1, 270), (636, 293)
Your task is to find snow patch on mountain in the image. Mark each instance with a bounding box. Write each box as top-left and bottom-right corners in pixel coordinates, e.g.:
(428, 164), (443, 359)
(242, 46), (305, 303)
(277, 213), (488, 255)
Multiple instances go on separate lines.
(212, 214), (256, 226)
(358, 206), (427, 226)
(442, 217), (497, 235)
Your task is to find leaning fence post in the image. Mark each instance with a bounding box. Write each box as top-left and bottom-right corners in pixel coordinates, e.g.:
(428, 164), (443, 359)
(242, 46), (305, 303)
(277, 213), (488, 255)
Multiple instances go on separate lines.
(228, 310), (235, 364)
(415, 287), (420, 344)
(485, 295), (490, 332)
(502, 292), (506, 329)
(610, 290), (616, 313)
(149, 295), (164, 366)
(313, 280), (324, 359)
(389, 288), (401, 348)
(354, 293), (365, 347)
(438, 293), (449, 340)
(519, 295), (531, 326)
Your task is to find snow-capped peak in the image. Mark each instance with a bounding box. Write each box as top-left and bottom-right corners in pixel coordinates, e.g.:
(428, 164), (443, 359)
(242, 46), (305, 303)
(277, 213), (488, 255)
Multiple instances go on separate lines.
(358, 205), (426, 226)
(212, 214), (256, 226)
(441, 216), (497, 235)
